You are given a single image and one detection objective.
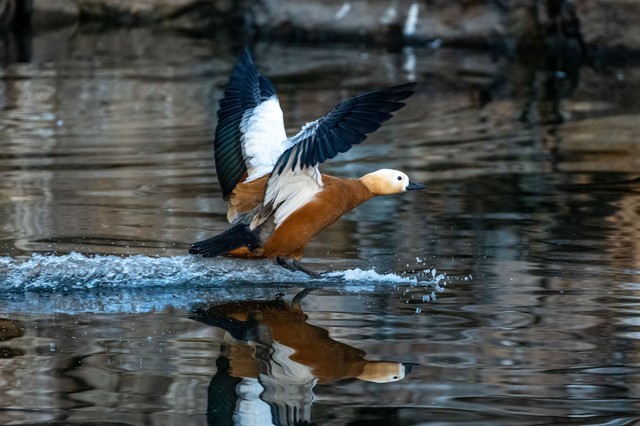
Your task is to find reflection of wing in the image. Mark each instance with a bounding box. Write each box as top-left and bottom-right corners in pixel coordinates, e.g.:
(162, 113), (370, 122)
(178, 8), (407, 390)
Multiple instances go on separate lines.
(250, 83), (416, 229)
(206, 355), (242, 426)
(214, 49), (288, 200)
(234, 378), (278, 426)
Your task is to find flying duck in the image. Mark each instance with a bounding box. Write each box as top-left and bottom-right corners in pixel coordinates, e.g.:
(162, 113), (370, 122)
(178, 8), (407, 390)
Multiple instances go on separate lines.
(189, 49), (424, 276)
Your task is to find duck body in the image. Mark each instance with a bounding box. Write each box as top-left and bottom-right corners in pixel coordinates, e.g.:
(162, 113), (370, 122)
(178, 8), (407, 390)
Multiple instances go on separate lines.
(223, 175), (372, 260)
(189, 49), (424, 275)
(191, 290), (412, 383)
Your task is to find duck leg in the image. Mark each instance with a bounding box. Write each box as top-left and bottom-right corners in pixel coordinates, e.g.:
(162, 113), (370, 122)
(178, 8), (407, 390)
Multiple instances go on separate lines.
(292, 287), (314, 305)
(292, 260), (322, 278)
(276, 257), (326, 279)
(276, 257), (297, 272)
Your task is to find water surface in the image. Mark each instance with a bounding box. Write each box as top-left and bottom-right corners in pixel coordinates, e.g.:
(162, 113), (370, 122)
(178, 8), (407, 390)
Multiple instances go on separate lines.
(1, 27), (640, 424)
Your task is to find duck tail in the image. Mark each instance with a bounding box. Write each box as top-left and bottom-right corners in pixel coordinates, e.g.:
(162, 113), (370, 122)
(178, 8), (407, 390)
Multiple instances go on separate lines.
(189, 224), (260, 258)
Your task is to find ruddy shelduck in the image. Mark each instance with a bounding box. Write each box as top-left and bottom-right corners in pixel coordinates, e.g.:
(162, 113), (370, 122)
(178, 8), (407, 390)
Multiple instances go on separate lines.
(192, 290), (416, 424)
(190, 50), (424, 276)
(191, 289), (415, 384)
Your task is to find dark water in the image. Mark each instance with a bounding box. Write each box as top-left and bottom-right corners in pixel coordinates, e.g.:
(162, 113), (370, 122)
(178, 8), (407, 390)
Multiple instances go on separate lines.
(1, 26), (640, 425)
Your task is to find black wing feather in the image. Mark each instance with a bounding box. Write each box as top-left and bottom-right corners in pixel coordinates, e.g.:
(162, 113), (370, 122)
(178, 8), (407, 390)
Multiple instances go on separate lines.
(213, 49), (278, 200)
(273, 82), (416, 174)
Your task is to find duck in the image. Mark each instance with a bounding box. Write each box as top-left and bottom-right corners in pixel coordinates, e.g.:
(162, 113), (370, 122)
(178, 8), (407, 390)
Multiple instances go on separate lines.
(191, 289), (415, 384)
(193, 290), (416, 425)
(189, 49), (424, 276)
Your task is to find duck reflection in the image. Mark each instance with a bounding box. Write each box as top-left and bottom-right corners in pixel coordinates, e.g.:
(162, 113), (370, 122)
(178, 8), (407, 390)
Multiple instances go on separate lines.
(190, 289), (415, 426)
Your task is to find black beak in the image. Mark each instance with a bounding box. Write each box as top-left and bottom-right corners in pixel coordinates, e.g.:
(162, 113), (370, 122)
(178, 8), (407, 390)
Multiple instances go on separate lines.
(406, 181), (425, 191)
(402, 362), (420, 374)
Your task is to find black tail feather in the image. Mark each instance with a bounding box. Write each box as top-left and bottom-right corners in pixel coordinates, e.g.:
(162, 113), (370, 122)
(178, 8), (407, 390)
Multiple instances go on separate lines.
(189, 224), (259, 258)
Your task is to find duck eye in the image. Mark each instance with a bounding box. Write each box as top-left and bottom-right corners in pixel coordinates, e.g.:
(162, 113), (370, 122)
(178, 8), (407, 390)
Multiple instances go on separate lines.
(397, 176), (402, 181)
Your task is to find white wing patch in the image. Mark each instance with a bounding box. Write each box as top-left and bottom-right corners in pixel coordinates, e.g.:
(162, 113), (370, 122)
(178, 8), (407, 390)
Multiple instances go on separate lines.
(247, 118), (327, 230)
(240, 96), (288, 180)
(250, 165), (323, 230)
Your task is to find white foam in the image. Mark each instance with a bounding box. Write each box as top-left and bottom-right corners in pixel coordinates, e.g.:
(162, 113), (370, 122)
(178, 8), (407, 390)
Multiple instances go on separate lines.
(0, 253), (451, 313)
(0, 253), (448, 292)
(12, 252), (348, 288)
(326, 268), (416, 284)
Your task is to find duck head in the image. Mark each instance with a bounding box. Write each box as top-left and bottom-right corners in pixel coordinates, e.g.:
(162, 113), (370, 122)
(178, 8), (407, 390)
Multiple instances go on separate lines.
(357, 361), (416, 383)
(360, 169), (425, 195)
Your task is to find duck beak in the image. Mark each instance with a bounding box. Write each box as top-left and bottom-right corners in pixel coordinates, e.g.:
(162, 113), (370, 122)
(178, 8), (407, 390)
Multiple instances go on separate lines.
(406, 181), (425, 191)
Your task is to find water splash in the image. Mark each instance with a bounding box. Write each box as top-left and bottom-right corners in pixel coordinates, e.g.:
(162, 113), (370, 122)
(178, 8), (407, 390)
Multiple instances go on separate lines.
(327, 268), (416, 284)
(0, 252), (444, 292)
(0, 252), (289, 292)
(0, 253), (446, 314)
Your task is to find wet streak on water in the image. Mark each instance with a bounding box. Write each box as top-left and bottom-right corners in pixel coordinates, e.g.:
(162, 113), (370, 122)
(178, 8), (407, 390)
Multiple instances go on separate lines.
(1, 27), (640, 424)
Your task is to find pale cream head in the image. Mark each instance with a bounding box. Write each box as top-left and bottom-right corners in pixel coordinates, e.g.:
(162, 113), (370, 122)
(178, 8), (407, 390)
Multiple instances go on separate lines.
(360, 169), (424, 196)
(356, 361), (407, 383)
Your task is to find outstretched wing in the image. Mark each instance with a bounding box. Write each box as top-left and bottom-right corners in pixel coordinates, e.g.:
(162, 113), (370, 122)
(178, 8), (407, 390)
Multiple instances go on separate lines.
(274, 83), (416, 174)
(214, 49), (288, 200)
(250, 83), (416, 229)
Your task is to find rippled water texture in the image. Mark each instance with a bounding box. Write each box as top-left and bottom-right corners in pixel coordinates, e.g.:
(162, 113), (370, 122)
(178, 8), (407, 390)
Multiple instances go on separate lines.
(1, 27), (640, 424)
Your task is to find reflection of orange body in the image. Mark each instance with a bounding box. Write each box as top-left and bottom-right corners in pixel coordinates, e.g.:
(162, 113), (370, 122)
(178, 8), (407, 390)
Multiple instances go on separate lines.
(195, 294), (410, 384)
